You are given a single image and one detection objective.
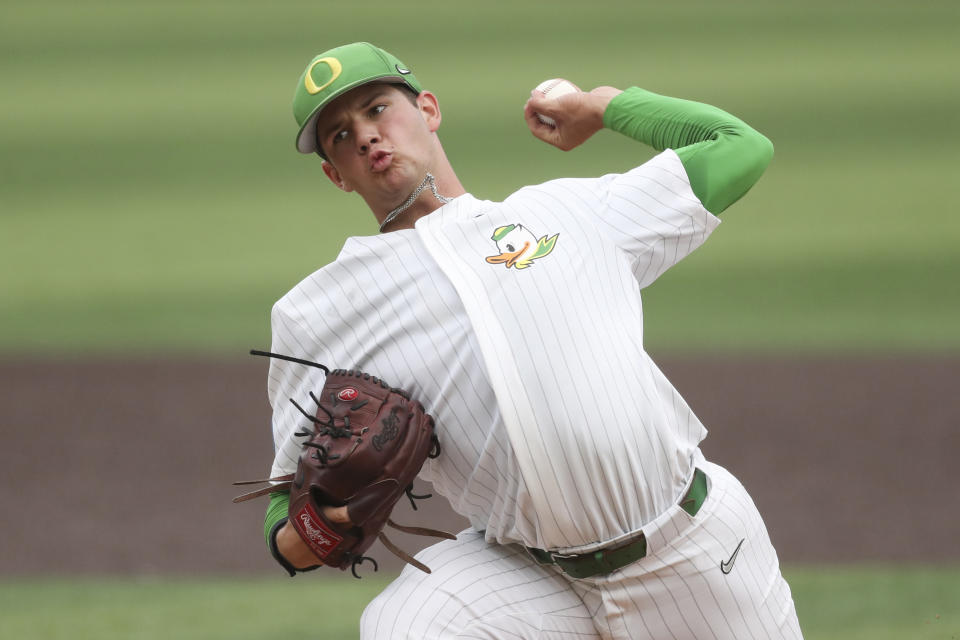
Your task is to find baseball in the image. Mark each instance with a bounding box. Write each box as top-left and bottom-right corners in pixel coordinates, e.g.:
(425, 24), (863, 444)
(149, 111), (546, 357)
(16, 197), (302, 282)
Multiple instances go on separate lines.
(533, 78), (581, 126)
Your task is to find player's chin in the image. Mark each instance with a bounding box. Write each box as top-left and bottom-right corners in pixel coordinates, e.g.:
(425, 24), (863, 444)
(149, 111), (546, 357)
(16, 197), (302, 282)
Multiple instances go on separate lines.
(381, 165), (421, 196)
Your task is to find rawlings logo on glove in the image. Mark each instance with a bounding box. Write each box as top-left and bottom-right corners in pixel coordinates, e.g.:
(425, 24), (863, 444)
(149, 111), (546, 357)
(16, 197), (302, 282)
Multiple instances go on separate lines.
(296, 504), (343, 557)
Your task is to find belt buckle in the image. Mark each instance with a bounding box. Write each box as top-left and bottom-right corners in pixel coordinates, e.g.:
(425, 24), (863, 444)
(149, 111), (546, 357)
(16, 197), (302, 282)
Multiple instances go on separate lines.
(549, 551), (595, 579)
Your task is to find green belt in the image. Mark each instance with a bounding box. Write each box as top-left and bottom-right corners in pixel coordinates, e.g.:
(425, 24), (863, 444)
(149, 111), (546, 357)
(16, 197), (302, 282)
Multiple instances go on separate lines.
(526, 468), (708, 579)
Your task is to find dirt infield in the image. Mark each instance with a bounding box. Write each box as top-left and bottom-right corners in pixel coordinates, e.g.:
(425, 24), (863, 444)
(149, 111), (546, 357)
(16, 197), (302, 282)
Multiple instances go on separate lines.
(1, 355), (956, 576)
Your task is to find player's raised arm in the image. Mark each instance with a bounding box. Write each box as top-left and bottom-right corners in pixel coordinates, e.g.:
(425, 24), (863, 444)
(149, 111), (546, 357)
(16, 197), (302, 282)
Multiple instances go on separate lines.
(527, 84), (773, 215)
(603, 88), (773, 214)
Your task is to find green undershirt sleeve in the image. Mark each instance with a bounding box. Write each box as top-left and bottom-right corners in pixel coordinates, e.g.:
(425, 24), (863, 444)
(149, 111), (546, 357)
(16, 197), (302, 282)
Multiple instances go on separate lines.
(264, 491), (290, 548)
(602, 87), (773, 215)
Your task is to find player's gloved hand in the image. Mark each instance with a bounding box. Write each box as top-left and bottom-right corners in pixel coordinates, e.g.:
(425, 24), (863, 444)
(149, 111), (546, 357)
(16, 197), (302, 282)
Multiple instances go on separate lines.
(524, 85), (623, 151)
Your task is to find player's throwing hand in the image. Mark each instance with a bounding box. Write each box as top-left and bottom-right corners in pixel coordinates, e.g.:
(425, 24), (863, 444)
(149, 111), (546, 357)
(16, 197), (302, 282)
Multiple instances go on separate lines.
(524, 84), (623, 151)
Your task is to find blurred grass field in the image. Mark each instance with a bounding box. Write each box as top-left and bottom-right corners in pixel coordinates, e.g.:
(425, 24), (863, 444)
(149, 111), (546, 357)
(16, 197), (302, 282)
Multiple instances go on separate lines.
(1, 567), (957, 640)
(2, 0), (957, 355)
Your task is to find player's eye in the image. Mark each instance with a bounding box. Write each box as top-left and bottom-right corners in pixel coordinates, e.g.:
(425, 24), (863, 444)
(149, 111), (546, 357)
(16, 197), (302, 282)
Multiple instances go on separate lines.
(370, 104), (386, 116)
(506, 244), (515, 252)
(331, 129), (349, 144)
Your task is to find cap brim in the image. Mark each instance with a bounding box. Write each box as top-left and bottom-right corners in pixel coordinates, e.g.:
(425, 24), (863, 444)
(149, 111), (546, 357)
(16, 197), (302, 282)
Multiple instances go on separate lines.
(295, 75), (414, 155)
(297, 111), (323, 154)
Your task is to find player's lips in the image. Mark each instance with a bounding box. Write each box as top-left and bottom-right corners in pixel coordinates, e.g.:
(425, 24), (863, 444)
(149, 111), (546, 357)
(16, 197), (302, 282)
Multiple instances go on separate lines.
(369, 150), (393, 172)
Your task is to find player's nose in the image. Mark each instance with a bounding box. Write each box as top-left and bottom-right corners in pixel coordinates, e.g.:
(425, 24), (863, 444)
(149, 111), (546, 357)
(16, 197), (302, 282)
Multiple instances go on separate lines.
(356, 124), (380, 154)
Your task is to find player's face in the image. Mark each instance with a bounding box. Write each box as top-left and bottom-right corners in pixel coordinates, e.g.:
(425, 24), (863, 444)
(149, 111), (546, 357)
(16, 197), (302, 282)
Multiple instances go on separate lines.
(316, 83), (441, 211)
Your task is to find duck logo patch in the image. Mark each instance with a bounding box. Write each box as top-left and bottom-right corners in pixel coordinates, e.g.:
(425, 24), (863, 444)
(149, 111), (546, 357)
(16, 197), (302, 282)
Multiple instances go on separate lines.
(485, 224), (559, 270)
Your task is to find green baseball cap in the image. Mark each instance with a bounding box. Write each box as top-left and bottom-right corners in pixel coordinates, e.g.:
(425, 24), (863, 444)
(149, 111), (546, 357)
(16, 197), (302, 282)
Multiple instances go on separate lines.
(292, 42), (422, 156)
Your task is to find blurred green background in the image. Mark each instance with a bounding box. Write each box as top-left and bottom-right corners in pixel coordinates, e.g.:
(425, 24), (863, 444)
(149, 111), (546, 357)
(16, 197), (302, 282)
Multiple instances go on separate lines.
(2, 0), (957, 356)
(2, 1), (958, 638)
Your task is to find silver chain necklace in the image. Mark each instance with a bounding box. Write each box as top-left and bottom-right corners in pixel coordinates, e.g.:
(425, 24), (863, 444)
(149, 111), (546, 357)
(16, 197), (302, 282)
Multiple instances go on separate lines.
(379, 173), (452, 232)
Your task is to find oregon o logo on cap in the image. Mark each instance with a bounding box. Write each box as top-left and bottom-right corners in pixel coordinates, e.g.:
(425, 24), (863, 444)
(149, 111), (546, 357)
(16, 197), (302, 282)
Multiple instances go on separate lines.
(338, 387), (359, 402)
(305, 57), (342, 95)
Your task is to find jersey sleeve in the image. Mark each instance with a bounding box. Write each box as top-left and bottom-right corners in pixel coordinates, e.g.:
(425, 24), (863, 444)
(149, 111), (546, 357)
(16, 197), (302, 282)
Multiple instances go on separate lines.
(603, 87), (774, 215)
(524, 150), (720, 289)
(259, 298), (328, 557)
(266, 293), (338, 479)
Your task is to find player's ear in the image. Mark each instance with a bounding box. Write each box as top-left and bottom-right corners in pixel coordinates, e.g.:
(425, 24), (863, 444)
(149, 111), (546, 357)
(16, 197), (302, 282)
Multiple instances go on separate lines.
(322, 160), (352, 192)
(415, 91), (442, 133)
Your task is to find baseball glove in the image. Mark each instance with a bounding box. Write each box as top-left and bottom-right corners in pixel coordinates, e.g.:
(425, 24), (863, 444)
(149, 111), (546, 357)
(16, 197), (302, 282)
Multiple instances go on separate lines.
(234, 350), (455, 578)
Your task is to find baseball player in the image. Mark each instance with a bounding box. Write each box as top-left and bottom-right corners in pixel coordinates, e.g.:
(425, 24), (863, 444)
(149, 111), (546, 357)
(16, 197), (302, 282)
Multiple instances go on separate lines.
(260, 41), (803, 638)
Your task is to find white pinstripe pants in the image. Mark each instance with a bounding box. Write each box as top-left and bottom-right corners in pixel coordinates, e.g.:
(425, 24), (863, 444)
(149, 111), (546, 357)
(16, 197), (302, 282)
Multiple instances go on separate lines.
(361, 461), (803, 639)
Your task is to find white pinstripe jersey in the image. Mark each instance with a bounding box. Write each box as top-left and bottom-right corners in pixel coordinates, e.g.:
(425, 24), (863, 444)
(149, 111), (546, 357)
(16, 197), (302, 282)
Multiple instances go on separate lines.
(267, 150), (721, 552)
